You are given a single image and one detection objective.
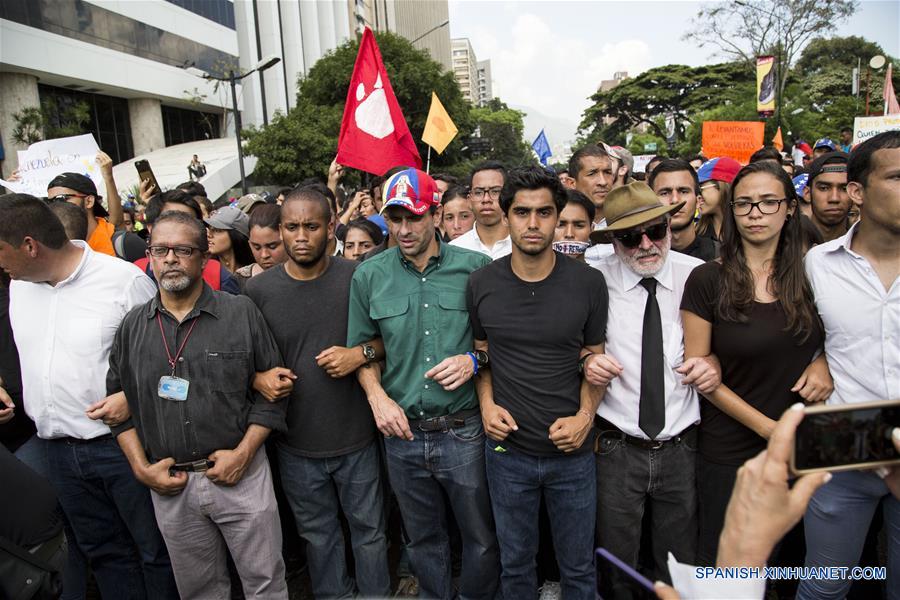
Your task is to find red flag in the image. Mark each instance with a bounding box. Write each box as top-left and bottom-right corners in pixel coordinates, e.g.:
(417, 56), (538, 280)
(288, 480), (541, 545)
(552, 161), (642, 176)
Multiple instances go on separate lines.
(884, 62), (900, 116)
(336, 28), (422, 175)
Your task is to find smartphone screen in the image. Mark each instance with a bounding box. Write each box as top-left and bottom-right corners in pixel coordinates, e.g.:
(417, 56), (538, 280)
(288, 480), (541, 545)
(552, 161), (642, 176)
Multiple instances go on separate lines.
(596, 547), (657, 600)
(135, 160), (160, 194)
(793, 400), (900, 473)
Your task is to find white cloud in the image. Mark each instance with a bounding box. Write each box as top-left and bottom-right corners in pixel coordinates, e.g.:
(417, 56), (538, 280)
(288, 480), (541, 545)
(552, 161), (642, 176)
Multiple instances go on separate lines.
(466, 12), (653, 126)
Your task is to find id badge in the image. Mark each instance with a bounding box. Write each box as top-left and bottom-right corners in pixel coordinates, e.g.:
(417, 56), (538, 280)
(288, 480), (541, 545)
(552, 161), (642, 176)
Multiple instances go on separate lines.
(158, 376), (189, 401)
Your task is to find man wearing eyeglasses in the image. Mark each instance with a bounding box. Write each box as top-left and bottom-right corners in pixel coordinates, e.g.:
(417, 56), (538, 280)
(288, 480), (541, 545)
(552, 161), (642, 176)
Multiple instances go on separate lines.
(107, 210), (289, 598)
(450, 161), (512, 260)
(583, 182), (721, 595)
(46, 155), (124, 256)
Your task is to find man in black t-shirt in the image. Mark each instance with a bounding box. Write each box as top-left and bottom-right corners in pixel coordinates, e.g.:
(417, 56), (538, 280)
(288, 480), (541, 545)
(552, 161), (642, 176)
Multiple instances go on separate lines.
(467, 167), (608, 600)
(649, 159), (718, 261)
(245, 188), (390, 598)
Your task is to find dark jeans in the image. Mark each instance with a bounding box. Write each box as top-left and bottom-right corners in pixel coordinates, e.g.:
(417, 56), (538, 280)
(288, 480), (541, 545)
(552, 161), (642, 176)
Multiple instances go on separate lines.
(384, 413), (500, 600)
(485, 441), (596, 600)
(277, 440), (391, 598)
(696, 455), (738, 566)
(595, 426), (698, 598)
(45, 436), (177, 600)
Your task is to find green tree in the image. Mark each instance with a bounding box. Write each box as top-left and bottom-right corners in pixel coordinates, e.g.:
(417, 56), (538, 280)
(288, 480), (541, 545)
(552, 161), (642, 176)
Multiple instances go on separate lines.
(244, 31), (473, 184)
(12, 98), (91, 145)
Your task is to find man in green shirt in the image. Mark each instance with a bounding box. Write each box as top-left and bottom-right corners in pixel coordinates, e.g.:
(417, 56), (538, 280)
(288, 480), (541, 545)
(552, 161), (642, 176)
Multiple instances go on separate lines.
(347, 168), (499, 600)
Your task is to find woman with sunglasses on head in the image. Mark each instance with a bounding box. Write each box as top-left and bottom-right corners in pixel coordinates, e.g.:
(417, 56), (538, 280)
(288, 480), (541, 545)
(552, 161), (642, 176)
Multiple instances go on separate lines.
(695, 157), (741, 241)
(203, 205), (254, 273)
(680, 161), (832, 566)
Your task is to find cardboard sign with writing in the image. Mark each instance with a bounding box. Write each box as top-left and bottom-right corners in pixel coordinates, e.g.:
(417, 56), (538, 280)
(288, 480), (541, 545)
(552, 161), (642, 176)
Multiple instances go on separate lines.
(853, 115), (900, 146)
(701, 121), (765, 165)
(0, 134), (101, 197)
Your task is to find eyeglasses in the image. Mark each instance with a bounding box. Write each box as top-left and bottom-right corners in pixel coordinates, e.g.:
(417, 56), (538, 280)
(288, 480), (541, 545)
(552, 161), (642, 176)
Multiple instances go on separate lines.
(49, 193), (87, 203)
(612, 222), (669, 248)
(147, 245), (200, 258)
(731, 198), (786, 216)
(471, 187), (502, 200)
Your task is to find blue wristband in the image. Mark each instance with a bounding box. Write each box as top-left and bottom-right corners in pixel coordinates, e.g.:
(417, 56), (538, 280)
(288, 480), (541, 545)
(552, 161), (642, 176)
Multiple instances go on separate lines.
(466, 351), (478, 374)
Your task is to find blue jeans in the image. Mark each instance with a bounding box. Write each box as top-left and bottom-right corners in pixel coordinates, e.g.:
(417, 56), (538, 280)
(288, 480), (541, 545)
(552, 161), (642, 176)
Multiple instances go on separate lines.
(384, 413), (500, 600)
(485, 441), (596, 600)
(45, 436), (177, 600)
(16, 435), (89, 600)
(277, 440), (390, 598)
(798, 470), (899, 600)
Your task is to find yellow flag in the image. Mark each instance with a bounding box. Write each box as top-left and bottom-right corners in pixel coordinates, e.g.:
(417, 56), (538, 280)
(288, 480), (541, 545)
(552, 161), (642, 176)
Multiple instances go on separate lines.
(422, 92), (458, 154)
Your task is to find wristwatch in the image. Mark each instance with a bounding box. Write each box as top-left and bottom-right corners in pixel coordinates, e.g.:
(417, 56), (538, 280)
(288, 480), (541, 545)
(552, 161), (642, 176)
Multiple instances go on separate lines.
(578, 353), (594, 374)
(474, 350), (490, 370)
(361, 343), (377, 364)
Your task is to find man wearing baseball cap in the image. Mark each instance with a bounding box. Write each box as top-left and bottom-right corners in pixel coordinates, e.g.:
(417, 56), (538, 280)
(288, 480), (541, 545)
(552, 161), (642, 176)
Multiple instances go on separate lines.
(347, 167), (499, 599)
(812, 137), (838, 159)
(805, 151), (851, 242)
(583, 182), (721, 595)
(47, 153), (124, 256)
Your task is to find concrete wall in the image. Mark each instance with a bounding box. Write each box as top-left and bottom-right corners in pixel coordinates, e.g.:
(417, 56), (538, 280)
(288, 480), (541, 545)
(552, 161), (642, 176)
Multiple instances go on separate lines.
(128, 98), (165, 157)
(0, 72), (41, 177)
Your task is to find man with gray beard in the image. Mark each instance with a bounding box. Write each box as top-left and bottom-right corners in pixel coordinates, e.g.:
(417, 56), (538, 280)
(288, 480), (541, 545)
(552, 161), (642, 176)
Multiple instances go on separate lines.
(106, 211), (290, 599)
(582, 183), (721, 596)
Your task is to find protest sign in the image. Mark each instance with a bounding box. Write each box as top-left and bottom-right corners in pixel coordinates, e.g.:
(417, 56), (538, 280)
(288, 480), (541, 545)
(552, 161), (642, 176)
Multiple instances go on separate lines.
(853, 115), (900, 145)
(701, 121), (765, 165)
(632, 154), (655, 173)
(0, 134), (101, 197)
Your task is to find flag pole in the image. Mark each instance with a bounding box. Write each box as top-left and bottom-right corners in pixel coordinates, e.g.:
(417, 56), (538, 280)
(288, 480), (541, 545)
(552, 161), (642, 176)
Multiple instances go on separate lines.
(426, 146), (432, 174)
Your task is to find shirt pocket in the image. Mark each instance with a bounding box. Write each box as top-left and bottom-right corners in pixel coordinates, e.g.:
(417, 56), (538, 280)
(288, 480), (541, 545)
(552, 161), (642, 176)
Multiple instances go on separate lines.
(206, 350), (250, 393)
(370, 296), (410, 321)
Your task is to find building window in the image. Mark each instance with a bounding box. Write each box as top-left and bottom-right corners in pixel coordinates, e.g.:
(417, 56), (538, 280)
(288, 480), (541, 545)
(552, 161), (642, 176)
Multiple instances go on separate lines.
(38, 84), (134, 165)
(162, 105), (221, 147)
(164, 0), (236, 29)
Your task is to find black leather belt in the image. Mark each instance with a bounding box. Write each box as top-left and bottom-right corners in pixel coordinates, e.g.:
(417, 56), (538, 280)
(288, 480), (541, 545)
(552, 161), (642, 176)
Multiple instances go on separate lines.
(169, 459), (214, 473)
(53, 434), (113, 444)
(408, 407), (480, 432)
(594, 416), (695, 450)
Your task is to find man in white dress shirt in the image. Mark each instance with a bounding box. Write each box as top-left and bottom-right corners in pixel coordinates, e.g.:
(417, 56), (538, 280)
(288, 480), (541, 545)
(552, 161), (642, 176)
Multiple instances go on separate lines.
(582, 182), (720, 595)
(450, 161), (512, 260)
(798, 131), (900, 600)
(0, 194), (177, 599)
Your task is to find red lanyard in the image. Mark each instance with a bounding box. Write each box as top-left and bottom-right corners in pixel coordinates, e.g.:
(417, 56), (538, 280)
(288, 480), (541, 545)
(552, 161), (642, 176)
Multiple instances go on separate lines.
(157, 313), (198, 375)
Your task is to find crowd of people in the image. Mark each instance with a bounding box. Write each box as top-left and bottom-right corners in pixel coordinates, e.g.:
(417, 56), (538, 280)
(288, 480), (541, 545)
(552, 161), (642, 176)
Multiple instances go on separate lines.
(0, 127), (897, 600)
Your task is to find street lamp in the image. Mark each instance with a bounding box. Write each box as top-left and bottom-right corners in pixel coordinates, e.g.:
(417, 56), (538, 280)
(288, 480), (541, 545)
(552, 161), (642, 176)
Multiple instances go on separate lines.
(187, 55), (282, 195)
(866, 55), (886, 116)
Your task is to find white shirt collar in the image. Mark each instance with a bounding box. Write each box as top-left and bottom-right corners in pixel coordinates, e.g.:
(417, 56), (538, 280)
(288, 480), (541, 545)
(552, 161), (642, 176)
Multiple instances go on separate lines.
(51, 240), (90, 288)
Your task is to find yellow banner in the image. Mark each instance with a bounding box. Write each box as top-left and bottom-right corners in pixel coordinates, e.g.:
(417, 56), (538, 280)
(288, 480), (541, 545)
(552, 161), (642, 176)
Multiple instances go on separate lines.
(422, 92), (458, 154)
(757, 56), (776, 116)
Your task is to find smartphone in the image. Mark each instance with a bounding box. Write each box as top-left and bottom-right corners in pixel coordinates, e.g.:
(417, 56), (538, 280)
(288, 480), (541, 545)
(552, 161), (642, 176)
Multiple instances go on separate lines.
(595, 547), (657, 600)
(791, 399), (900, 475)
(134, 159), (160, 194)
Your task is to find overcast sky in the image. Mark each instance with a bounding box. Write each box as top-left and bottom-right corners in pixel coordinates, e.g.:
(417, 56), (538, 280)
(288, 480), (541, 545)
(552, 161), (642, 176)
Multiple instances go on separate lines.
(447, 0), (900, 139)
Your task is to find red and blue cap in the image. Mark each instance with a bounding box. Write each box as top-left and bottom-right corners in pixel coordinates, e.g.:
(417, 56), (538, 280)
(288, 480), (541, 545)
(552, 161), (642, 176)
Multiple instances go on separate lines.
(696, 157), (741, 184)
(814, 137), (837, 151)
(380, 168), (439, 216)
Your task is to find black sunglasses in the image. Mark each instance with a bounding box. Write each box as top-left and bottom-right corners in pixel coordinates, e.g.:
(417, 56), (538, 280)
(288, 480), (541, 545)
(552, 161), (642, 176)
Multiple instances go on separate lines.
(612, 222), (669, 248)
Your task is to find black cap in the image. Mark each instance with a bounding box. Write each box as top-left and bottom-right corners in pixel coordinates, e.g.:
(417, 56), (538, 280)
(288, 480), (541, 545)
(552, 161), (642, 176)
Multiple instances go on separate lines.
(47, 172), (108, 218)
(807, 151), (849, 184)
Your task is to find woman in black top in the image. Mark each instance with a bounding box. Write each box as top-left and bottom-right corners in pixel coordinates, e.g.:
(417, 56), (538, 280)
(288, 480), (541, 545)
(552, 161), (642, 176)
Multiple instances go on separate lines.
(681, 161), (832, 565)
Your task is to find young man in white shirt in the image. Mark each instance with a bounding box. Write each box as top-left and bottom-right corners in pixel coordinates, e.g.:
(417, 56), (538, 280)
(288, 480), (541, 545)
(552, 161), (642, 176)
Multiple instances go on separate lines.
(799, 131), (900, 600)
(0, 194), (177, 599)
(450, 161), (512, 259)
(583, 182), (720, 595)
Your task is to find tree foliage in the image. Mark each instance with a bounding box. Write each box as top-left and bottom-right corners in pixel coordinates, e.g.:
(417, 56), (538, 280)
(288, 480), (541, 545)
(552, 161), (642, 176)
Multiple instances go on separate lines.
(683, 0), (858, 129)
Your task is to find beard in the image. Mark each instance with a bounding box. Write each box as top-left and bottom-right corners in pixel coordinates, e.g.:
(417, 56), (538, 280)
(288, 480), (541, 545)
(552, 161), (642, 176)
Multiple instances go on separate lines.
(158, 268), (193, 292)
(617, 233), (671, 278)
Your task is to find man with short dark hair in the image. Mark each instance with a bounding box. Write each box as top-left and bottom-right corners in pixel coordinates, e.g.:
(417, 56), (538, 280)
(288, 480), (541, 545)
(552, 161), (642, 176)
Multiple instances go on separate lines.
(585, 183), (720, 594)
(805, 151), (852, 242)
(839, 127), (853, 153)
(348, 168), (499, 600)
(0, 194), (176, 599)
(109, 210), (288, 598)
(468, 166), (608, 599)
(569, 144), (617, 227)
(48, 201), (89, 242)
(432, 173), (457, 200)
(645, 155), (664, 179)
(451, 162), (511, 259)
(749, 146), (783, 165)
(649, 159), (717, 261)
(246, 188), (390, 598)
(799, 130), (900, 600)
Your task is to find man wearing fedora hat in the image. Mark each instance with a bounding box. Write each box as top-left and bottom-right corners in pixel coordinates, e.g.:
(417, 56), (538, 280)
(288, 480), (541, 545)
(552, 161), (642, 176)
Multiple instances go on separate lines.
(583, 181), (721, 594)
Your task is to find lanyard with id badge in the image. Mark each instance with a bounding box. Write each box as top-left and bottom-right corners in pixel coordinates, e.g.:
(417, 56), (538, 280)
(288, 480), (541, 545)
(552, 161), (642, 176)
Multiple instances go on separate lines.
(157, 313), (197, 402)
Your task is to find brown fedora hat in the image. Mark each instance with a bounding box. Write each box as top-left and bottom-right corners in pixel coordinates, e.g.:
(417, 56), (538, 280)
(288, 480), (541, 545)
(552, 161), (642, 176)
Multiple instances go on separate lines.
(589, 181), (684, 244)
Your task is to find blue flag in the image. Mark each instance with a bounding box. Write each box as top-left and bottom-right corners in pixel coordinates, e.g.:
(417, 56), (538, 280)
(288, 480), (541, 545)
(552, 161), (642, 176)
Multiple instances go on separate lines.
(531, 129), (551, 165)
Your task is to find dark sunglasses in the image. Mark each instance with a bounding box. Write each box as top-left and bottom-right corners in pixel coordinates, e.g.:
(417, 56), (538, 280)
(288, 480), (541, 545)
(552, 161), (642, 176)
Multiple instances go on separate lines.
(612, 222), (669, 248)
(49, 193), (87, 203)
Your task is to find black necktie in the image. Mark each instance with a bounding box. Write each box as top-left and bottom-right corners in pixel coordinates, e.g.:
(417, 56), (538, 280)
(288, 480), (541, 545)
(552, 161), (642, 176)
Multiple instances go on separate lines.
(639, 278), (665, 440)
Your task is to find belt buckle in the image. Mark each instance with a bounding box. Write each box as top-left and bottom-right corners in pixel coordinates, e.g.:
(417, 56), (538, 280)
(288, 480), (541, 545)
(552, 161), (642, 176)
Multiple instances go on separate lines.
(188, 459), (211, 472)
(416, 417), (443, 433)
(649, 439), (665, 450)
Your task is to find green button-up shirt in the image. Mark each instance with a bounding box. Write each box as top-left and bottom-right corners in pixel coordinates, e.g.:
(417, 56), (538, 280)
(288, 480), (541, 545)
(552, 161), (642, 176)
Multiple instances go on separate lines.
(347, 241), (491, 419)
